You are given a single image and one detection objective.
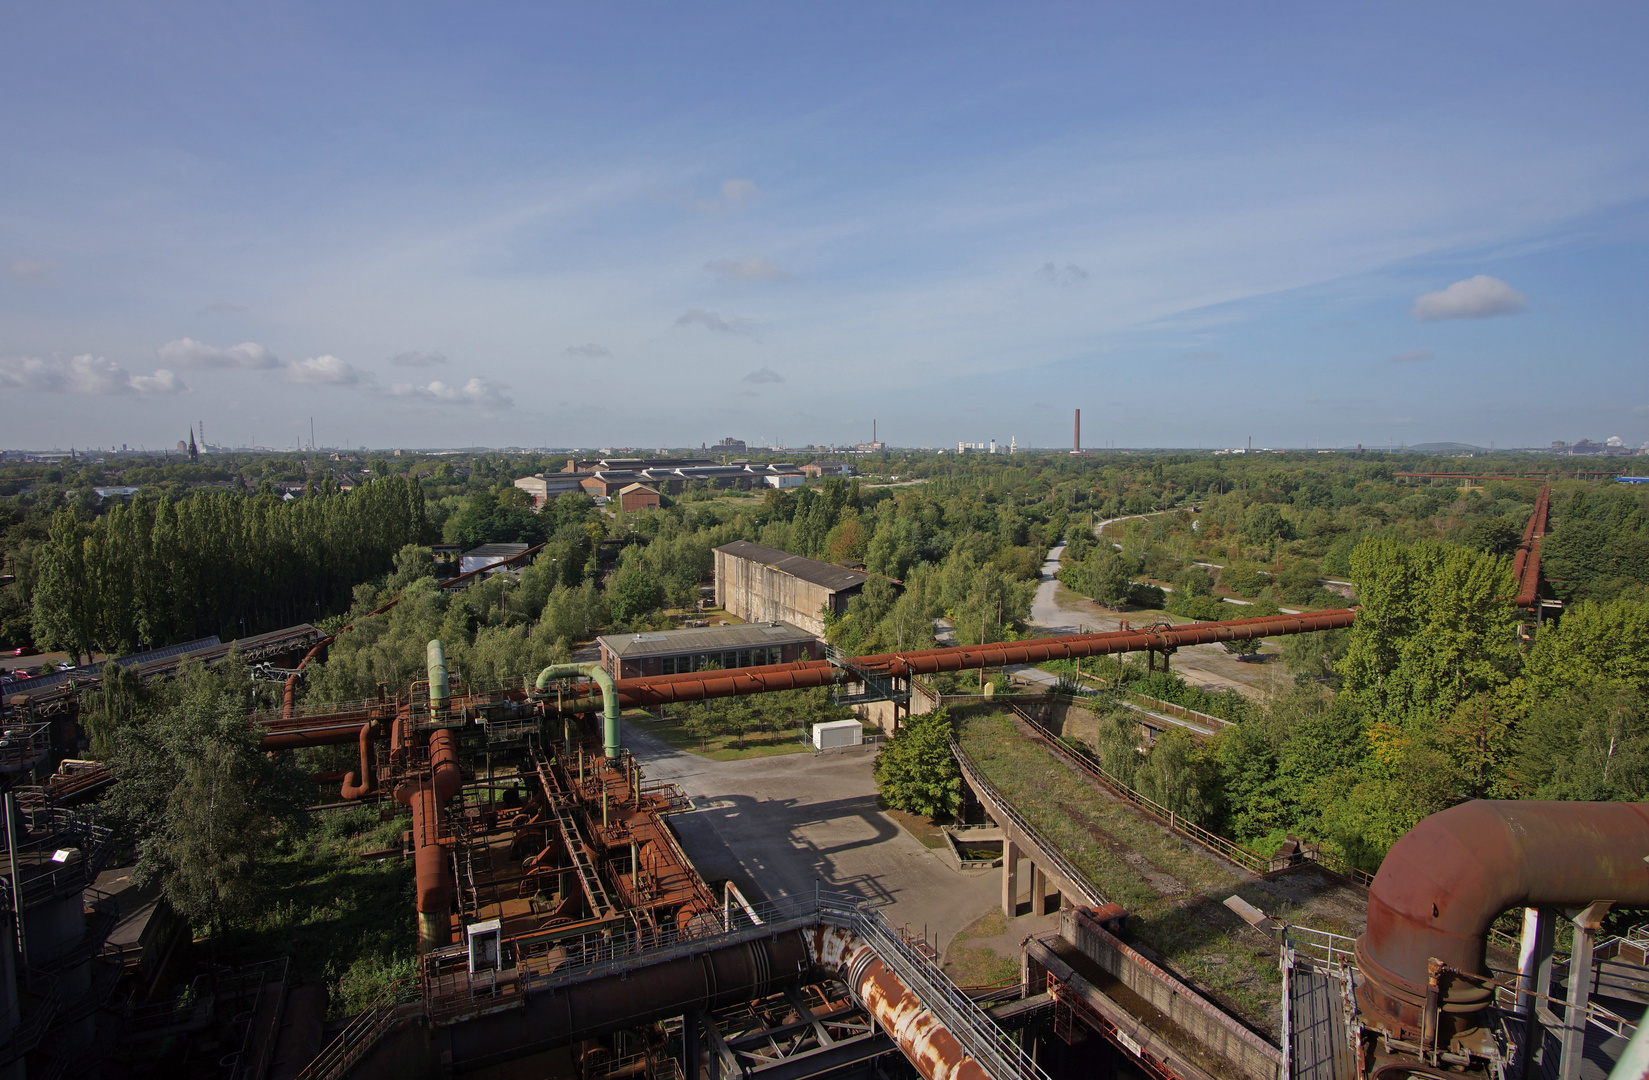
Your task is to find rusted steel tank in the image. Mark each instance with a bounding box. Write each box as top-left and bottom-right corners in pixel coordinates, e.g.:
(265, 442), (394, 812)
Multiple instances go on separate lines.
(807, 925), (991, 1080)
(1355, 799), (1649, 1045)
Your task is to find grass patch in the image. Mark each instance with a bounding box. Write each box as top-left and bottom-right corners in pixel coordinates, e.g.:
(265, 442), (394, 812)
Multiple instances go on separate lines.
(879, 803), (948, 849)
(195, 803), (416, 1019)
(959, 712), (1296, 1029)
(638, 715), (816, 760)
(943, 910), (1019, 987)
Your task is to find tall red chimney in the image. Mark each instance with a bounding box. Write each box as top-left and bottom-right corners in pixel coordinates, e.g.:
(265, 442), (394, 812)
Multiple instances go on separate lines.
(1074, 409), (1081, 454)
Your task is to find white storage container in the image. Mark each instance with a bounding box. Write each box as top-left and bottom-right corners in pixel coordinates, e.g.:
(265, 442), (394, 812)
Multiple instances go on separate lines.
(812, 718), (864, 750)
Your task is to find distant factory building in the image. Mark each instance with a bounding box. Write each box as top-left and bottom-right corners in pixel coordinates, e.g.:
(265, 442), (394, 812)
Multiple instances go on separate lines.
(714, 541), (869, 637)
(765, 473), (805, 489)
(801, 462), (854, 478)
(460, 543), (530, 575)
(597, 621), (821, 680)
(513, 473), (588, 506)
(616, 482), (661, 512)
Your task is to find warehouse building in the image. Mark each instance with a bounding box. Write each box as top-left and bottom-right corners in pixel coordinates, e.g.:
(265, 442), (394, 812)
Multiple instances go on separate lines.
(513, 473), (588, 506)
(616, 482), (661, 512)
(596, 621), (821, 679)
(713, 541), (869, 637)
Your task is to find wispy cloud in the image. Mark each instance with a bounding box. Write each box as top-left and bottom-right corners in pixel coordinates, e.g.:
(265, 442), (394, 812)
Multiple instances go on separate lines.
(0, 354), (186, 395)
(743, 367), (783, 384)
(1391, 349), (1434, 363)
(665, 177), (764, 215)
(390, 350), (447, 367)
(2, 258), (59, 285)
(675, 309), (749, 334)
(391, 378), (513, 409)
(1412, 275), (1528, 321)
(706, 254), (789, 281)
(1037, 262), (1089, 286)
(158, 337), (280, 369)
(566, 343), (612, 357)
(286, 354), (372, 386)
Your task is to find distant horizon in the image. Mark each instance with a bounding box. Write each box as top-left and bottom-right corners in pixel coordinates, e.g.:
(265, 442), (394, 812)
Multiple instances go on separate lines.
(3, 6), (1646, 449)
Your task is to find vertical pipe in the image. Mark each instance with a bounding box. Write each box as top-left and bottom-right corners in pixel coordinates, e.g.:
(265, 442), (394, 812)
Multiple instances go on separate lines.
(1561, 903), (1610, 1080)
(4, 794), (26, 967)
(428, 639), (449, 715)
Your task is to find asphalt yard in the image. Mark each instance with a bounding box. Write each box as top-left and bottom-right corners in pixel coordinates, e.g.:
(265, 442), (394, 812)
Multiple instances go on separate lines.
(623, 717), (1004, 957)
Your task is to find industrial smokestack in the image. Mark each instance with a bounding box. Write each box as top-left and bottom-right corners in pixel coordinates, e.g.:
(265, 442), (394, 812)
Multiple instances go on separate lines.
(1074, 409), (1081, 454)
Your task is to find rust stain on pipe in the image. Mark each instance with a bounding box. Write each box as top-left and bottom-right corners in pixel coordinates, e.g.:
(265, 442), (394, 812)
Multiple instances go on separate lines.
(1354, 799), (1649, 1044)
(807, 925), (991, 1080)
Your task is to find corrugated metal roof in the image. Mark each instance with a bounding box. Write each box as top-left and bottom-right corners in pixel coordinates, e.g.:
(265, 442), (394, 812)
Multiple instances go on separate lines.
(599, 620), (816, 659)
(714, 541), (870, 593)
(463, 543), (530, 559)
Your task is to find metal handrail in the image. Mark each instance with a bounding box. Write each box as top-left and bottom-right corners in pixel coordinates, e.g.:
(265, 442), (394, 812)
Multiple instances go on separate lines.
(951, 736), (1105, 908)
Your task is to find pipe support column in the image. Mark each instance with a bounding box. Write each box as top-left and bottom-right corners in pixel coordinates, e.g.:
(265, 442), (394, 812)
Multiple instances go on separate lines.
(1002, 840), (1019, 918)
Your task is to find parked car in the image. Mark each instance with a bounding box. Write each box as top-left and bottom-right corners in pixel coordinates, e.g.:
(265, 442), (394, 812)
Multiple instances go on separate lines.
(8, 646), (39, 658)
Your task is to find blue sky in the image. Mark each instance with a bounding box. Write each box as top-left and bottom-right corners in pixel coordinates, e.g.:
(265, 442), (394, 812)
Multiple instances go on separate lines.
(3, 4), (1646, 451)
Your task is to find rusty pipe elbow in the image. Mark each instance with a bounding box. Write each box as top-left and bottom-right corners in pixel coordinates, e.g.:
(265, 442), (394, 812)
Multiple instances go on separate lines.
(1354, 799), (1649, 1043)
(339, 720), (378, 800)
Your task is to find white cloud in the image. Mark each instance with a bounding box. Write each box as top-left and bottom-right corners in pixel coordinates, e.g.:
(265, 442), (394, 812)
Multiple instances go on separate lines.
(3, 258), (60, 285)
(129, 368), (187, 394)
(1412, 275), (1529, 321)
(1391, 349), (1434, 363)
(675, 309), (748, 334)
(158, 337), (281, 369)
(391, 350), (447, 367)
(391, 378), (513, 409)
(720, 178), (760, 206)
(1037, 262), (1089, 286)
(286, 354), (371, 386)
(668, 177), (763, 214)
(706, 255), (789, 281)
(743, 367), (784, 384)
(566, 343), (612, 357)
(0, 354), (187, 395)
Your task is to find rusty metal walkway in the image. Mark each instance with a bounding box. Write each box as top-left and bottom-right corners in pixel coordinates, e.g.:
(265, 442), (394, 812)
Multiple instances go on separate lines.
(1285, 959), (1355, 1080)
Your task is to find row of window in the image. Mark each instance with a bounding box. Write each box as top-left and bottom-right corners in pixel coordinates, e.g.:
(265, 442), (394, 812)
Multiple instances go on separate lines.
(657, 647), (786, 675)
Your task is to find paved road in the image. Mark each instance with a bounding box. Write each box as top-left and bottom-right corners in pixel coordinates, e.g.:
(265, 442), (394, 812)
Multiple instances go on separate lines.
(623, 719), (1002, 955)
(1025, 539), (1288, 699)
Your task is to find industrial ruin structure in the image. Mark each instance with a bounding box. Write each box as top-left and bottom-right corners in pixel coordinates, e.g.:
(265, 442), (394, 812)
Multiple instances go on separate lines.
(4, 601), (1647, 1080)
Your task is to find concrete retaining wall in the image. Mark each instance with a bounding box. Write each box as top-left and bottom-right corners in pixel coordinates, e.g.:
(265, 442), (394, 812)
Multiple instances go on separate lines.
(1062, 908), (1280, 1080)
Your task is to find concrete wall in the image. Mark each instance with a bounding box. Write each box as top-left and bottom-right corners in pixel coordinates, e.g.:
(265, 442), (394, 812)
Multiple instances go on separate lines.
(714, 550), (842, 637)
(1060, 908), (1280, 1080)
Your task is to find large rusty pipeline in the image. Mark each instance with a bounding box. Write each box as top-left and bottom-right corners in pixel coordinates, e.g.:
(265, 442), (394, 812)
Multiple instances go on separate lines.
(256, 609), (1358, 748)
(808, 924), (991, 1080)
(1354, 800), (1649, 1046)
(549, 608), (1360, 714)
(1511, 483), (1551, 610)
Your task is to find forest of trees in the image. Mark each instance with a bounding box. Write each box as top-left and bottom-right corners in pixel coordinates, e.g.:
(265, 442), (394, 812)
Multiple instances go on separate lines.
(28, 476), (427, 662)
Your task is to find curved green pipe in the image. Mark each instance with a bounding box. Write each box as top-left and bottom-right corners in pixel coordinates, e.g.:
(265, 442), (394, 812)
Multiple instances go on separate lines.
(535, 662), (621, 759)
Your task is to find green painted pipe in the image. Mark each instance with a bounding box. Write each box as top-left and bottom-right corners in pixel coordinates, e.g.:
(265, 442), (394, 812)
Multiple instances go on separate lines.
(427, 639), (448, 711)
(535, 663), (621, 759)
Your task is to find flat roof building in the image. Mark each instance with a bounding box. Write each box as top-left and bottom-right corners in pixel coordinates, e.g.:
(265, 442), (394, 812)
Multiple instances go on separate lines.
(513, 473), (588, 507)
(714, 541), (869, 637)
(596, 620), (821, 680)
(460, 543), (530, 575)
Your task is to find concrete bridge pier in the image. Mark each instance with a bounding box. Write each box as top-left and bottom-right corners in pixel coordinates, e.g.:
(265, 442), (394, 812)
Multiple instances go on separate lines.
(1002, 840), (1062, 918)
